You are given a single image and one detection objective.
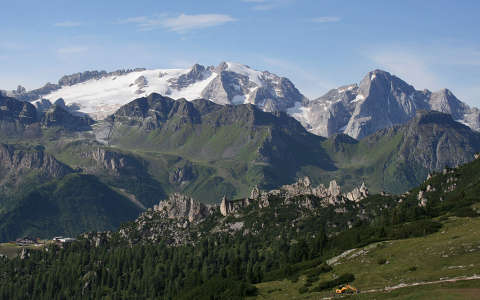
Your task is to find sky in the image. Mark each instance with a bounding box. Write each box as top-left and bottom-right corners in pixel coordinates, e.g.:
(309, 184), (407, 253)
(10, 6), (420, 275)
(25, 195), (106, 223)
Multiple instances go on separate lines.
(1, 0), (479, 106)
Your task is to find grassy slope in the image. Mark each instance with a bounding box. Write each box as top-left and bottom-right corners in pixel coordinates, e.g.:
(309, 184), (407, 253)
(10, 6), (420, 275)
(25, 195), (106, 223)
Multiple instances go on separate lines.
(251, 217), (480, 299)
(251, 217), (480, 300)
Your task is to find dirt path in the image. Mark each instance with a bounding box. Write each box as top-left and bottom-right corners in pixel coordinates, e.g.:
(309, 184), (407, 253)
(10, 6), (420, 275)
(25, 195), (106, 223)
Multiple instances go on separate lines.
(321, 274), (480, 299)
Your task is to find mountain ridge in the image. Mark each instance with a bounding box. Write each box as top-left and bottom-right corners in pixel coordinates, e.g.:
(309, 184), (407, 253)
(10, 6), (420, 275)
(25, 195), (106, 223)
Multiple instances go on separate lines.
(3, 64), (478, 141)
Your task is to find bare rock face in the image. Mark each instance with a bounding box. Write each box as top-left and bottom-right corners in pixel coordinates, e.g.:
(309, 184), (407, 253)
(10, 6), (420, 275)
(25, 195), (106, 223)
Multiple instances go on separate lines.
(220, 195), (252, 216)
(169, 64), (212, 89)
(201, 62), (307, 111)
(169, 164), (195, 185)
(40, 104), (93, 130)
(134, 75), (148, 89)
(220, 196), (229, 216)
(303, 70), (480, 139)
(218, 177), (370, 216)
(0, 144), (72, 180)
(154, 193), (210, 223)
(345, 182), (369, 202)
(0, 95), (38, 125)
(79, 147), (140, 176)
(328, 180), (341, 197)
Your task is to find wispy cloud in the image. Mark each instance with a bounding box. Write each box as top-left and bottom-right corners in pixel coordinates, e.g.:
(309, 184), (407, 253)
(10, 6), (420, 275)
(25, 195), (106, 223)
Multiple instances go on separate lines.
(311, 16), (341, 23)
(242, 0), (292, 11)
(54, 21), (82, 27)
(57, 46), (88, 54)
(120, 13), (236, 33)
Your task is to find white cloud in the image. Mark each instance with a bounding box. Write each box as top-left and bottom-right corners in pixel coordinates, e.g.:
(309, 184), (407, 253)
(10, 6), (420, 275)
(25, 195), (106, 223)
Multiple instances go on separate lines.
(121, 14), (236, 33)
(54, 21), (82, 27)
(311, 16), (341, 23)
(57, 46), (88, 54)
(243, 0), (293, 11)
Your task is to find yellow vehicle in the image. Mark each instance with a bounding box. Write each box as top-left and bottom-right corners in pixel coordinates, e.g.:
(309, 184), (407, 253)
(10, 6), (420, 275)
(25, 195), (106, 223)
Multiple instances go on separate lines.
(335, 284), (358, 294)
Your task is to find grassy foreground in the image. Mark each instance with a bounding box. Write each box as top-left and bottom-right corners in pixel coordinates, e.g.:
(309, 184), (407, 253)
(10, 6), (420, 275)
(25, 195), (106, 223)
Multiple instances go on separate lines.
(251, 216), (480, 299)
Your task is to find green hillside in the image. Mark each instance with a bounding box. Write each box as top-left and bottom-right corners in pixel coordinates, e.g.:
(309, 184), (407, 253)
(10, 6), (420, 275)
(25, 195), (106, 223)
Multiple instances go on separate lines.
(0, 174), (142, 241)
(252, 216), (480, 299)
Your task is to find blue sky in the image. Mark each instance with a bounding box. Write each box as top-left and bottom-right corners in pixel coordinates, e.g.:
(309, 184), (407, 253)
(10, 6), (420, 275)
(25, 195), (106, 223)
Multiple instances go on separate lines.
(1, 0), (479, 105)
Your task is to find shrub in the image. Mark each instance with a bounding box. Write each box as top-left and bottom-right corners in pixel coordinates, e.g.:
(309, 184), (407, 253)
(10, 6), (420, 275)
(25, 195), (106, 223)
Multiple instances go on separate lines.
(303, 264), (332, 277)
(377, 257), (387, 265)
(298, 286), (309, 294)
(453, 207), (477, 218)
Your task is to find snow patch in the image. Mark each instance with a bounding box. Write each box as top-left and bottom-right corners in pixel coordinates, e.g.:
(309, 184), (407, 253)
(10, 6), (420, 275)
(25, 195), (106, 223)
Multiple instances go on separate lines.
(352, 94), (365, 103)
(39, 67), (216, 119)
(454, 119), (469, 126)
(287, 101), (311, 127)
(226, 62), (263, 87)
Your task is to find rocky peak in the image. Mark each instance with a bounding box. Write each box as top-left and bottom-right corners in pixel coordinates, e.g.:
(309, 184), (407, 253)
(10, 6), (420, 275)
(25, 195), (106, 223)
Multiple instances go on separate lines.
(0, 95), (38, 125)
(58, 70), (108, 86)
(328, 180), (341, 197)
(15, 85), (27, 95)
(218, 177), (370, 217)
(345, 182), (369, 202)
(215, 61), (229, 73)
(154, 193), (211, 223)
(40, 104), (94, 130)
(34, 99), (53, 112)
(169, 64), (212, 89)
(304, 68), (480, 139)
(428, 88), (467, 120)
(220, 195), (230, 217)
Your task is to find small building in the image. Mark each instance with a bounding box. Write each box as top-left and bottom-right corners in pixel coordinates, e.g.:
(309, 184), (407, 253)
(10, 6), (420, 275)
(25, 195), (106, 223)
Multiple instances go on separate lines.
(15, 237), (35, 246)
(53, 237), (76, 246)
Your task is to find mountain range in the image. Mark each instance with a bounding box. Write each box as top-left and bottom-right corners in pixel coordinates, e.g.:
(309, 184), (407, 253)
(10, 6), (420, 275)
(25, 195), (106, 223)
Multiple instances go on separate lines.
(1, 63), (480, 239)
(1, 88), (479, 240)
(2, 62), (479, 139)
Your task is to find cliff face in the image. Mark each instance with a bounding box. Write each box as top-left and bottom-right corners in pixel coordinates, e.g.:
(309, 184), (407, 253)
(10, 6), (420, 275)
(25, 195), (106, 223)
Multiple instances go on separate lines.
(0, 95), (94, 138)
(305, 70), (480, 139)
(40, 105), (93, 130)
(154, 193), (212, 223)
(0, 144), (72, 185)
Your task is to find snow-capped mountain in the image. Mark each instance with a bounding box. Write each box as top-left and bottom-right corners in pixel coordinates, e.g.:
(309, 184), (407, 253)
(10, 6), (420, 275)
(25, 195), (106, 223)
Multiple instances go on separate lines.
(5, 64), (479, 139)
(292, 70), (480, 139)
(20, 62), (306, 120)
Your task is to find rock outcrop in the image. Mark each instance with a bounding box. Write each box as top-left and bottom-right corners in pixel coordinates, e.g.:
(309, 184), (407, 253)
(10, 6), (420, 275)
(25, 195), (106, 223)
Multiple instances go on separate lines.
(0, 144), (73, 188)
(0, 144), (72, 179)
(78, 146), (141, 176)
(345, 182), (369, 202)
(40, 104), (94, 130)
(0, 95), (38, 125)
(154, 193), (212, 223)
(219, 177), (369, 216)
